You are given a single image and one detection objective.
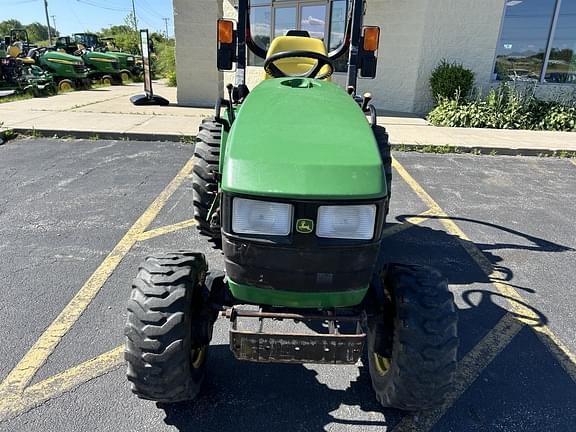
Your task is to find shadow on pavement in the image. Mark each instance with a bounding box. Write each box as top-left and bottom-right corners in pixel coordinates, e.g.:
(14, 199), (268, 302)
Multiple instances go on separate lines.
(158, 222), (575, 432)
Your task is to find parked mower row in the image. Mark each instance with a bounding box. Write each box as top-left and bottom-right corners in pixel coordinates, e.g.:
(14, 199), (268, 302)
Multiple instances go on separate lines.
(0, 29), (142, 98)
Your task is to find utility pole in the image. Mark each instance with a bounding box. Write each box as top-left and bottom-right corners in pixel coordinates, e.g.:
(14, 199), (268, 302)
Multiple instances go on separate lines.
(51, 15), (57, 36)
(131, 0), (138, 31)
(162, 17), (169, 38)
(43, 0), (52, 45)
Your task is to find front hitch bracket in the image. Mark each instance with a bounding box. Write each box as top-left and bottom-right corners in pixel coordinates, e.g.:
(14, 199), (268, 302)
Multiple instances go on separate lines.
(226, 307), (366, 364)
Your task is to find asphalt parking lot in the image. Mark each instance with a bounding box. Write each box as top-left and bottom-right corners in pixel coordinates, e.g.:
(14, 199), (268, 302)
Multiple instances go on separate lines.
(0, 137), (575, 432)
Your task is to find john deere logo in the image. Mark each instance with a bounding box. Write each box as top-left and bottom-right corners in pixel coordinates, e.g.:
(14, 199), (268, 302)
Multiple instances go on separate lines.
(296, 219), (314, 234)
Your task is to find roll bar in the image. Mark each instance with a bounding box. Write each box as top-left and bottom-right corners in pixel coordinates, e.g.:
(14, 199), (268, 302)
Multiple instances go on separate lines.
(221, 0), (376, 89)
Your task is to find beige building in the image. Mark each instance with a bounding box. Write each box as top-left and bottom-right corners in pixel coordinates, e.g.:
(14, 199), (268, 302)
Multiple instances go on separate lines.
(173, 0), (576, 113)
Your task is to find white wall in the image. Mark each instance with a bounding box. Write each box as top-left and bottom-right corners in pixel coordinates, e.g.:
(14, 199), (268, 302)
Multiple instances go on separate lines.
(173, 0), (222, 107)
(412, 0), (506, 113)
(173, 0), (508, 113)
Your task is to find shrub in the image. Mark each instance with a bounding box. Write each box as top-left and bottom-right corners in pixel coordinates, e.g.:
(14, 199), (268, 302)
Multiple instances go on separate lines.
(154, 39), (176, 85)
(429, 60), (475, 102)
(427, 83), (576, 132)
(167, 70), (177, 87)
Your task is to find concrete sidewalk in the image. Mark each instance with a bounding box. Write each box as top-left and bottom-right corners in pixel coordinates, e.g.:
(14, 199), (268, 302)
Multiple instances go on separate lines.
(0, 82), (213, 141)
(1, 81), (576, 155)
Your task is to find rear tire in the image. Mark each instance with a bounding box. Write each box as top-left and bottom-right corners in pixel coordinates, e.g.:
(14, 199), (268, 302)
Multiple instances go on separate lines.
(367, 264), (458, 411)
(120, 70), (131, 82)
(124, 251), (214, 403)
(193, 118), (222, 239)
(58, 79), (75, 92)
(101, 75), (113, 86)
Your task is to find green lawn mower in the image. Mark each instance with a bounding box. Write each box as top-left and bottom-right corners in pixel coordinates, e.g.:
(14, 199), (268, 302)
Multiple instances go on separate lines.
(55, 36), (125, 85)
(7, 29), (90, 92)
(124, 0), (458, 411)
(1, 33), (56, 97)
(72, 33), (143, 81)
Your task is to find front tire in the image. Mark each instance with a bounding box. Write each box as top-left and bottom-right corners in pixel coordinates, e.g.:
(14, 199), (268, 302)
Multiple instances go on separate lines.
(192, 118), (222, 239)
(124, 251), (215, 402)
(367, 264), (458, 411)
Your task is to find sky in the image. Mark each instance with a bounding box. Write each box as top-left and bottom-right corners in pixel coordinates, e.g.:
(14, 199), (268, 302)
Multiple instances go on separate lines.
(1, 0), (174, 37)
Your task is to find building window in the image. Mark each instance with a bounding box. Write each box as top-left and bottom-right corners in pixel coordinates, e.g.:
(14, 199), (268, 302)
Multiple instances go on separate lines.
(248, 0), (348, 71)
(495, 0), (576, 84)
(546, 0), (576, 83)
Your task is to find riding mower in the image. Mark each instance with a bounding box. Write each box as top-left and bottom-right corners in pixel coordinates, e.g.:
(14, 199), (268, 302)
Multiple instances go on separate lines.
(7, 29), (90, 92)
(0, 33), (56, 97)
(55, 36), (124, 85)
(72, 33), (143, 81)
(124, 0), (458, 411)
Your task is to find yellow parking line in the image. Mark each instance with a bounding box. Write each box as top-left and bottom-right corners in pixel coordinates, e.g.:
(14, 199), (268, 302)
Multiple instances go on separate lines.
(381, 209), (437, 239)
(137, 218), (197, 241)
(392, 157), (576, 380)
(570, 158), (576, 167)
(1, 156), (572, 424)
(0, 157), (195, 398)
(0, 347), (123, 422)
(394, 312), (524, 432)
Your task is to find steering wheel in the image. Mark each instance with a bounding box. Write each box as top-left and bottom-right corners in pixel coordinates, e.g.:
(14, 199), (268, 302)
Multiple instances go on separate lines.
(263, 50), (334, 80)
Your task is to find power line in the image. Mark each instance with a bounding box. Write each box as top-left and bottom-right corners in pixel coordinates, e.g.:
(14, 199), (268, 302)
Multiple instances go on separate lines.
(75, 0), (130, 12)
(11, 0), (40, 4)
(139, 0), (164, 19)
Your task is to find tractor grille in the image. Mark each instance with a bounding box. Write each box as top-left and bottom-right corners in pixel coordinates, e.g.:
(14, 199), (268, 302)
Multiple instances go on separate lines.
(73, 64), (86, 73)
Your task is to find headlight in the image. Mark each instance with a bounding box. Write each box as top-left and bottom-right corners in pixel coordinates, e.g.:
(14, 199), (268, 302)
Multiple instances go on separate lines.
(127, 56), (134, 61)
(232, 198), (293, 236)
(316, 205), (376, 240)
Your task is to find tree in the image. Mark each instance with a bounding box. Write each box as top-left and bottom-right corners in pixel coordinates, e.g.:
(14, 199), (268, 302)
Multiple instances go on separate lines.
(0, 20), (57, 43)
(0, 19), (24, 36)
(26, 22), (50, 42)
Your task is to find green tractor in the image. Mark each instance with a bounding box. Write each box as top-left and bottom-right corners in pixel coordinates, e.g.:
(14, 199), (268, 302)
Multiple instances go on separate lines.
(124, 0), (458, 411)
(31, 48), (91, 92)
(0, 32), (56, 97)
(72, 33), (143, 81)
(7, 29), (90, 92)
(55, 36), (124, 85)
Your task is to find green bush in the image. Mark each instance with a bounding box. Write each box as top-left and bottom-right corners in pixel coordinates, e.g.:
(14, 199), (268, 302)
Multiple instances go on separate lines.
(167, 70), (177, 87)
(429, 60), (475, 102)
(155, 39), (176, 84)
(427, 83), (576, 132)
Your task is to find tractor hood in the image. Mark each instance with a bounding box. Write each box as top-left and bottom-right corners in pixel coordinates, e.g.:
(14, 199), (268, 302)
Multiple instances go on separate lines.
(107, 51), (134, 59)
(84, 51), (118, 63)
(42, 51), (84, 64)
(222, 79), (386, 200)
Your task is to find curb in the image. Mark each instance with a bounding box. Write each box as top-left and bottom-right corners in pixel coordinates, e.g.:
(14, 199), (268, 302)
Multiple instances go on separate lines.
(5, 128), (576, 158)
(390, 143), (576, 158)
(9, 128), (194, 143)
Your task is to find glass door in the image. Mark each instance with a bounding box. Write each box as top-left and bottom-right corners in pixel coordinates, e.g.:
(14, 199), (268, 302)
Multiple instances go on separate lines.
(274, 6), (298, 37)
(300, 3), (328, 42)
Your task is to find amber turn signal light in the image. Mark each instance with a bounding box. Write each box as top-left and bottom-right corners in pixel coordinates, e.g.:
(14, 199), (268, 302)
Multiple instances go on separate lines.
(362, 26), (380, 52)
(218, 19), (234, 44)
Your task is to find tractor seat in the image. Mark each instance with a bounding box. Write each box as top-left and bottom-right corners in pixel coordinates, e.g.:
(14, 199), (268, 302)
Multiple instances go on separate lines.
(263, 35), (331, 81)
(7, 45), (21, 58)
